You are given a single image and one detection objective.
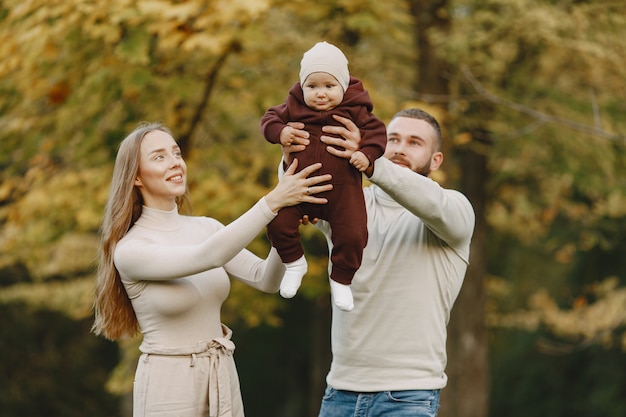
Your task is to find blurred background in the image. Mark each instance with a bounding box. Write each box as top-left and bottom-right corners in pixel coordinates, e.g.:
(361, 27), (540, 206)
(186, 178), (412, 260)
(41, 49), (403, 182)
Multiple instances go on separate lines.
(1, 0), (625, 416)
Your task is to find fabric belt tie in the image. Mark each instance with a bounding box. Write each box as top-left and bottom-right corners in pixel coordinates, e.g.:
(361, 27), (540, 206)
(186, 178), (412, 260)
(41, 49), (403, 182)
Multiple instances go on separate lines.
(204, 336), (235, 417)
(140, 325), (236, 417)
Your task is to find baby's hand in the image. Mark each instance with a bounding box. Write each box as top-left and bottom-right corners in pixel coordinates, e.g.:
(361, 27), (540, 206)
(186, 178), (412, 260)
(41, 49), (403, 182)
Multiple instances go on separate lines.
(280, 125), (310, 146)
(279, 126), (295, 146)
(350, 151), (370, 172)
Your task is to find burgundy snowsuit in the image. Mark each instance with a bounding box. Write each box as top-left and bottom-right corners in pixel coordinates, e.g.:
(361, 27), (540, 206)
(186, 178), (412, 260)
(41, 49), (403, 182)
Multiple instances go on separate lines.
(260, 77), (386, 285)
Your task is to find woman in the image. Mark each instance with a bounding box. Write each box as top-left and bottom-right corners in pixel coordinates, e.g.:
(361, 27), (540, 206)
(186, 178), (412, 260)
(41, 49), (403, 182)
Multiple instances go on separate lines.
(92, 122), (332, 417)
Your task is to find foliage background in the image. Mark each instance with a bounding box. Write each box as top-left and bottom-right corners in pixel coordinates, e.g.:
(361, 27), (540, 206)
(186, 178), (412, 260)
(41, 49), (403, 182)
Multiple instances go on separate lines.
(1, 0), (625, 416)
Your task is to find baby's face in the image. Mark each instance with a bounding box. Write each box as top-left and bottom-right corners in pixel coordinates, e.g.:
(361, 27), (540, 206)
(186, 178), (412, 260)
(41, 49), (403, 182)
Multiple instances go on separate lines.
(302, 72), (344, 111)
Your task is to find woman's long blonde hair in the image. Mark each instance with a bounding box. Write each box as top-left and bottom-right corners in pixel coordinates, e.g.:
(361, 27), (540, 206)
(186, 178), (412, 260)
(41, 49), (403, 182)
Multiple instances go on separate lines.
(92, 122), (191, 340)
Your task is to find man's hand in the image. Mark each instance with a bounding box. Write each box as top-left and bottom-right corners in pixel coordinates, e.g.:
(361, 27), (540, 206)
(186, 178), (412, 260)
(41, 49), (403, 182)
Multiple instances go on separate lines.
(322, 115), (376, 177)
(299, 214), (319, 226)
(320, 114), (361, 159)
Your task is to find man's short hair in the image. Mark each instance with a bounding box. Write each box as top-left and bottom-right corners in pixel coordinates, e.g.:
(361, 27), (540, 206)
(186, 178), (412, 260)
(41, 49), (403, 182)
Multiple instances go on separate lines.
(391, 108), (442, 151)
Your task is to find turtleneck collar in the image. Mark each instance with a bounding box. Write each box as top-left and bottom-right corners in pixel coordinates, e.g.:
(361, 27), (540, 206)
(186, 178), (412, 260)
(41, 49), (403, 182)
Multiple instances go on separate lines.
(134, 205), (182, 232)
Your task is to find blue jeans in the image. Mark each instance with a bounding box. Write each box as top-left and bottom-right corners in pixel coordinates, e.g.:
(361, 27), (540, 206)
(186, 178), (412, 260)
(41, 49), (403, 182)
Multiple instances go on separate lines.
(318, 386), (440, 417)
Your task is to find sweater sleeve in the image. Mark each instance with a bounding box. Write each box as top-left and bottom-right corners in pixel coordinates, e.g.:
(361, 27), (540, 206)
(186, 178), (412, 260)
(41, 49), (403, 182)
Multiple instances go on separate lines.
(261, 102), (290, 144)
(356, 110), (387, 165)
(224, 247), (284, 293)
(370, 157), (475, 256)
(114, 198), (277, 281)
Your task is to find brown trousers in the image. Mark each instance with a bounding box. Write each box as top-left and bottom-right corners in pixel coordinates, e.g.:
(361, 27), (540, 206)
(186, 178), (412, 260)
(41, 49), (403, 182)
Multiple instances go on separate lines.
(266, 184), (368, 285)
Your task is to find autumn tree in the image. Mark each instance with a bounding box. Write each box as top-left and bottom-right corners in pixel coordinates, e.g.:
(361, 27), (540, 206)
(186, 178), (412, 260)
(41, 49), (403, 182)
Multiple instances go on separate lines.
(440, 1), (626, 415)
(1, 0), (625, 416)
(0, 0), (282, 414)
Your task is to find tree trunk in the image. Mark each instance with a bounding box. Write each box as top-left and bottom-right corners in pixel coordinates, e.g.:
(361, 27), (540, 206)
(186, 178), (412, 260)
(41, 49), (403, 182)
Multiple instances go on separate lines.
(440, 140), (490, 417)
(407, 1), (489, 415)
(408, 0), (451, 95)
(308, 296), (332, 417)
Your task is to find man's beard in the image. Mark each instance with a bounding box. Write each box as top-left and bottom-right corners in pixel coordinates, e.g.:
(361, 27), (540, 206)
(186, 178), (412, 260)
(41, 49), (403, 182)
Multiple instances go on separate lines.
(390, 156), (431, 177)
(416, 163), (431, 177)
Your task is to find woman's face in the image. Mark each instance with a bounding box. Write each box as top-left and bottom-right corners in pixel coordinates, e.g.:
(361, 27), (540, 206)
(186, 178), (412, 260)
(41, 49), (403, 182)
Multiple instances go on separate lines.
(134, 130), (187, 210)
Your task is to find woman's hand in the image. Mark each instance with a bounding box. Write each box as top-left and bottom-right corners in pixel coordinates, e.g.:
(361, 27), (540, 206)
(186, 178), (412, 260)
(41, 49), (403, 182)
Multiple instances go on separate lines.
(264, 159), (332, 213)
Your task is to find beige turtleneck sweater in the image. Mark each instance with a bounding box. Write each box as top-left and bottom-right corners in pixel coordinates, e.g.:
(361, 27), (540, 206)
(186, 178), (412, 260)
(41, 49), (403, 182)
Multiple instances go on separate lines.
(114, 198), (283, 417)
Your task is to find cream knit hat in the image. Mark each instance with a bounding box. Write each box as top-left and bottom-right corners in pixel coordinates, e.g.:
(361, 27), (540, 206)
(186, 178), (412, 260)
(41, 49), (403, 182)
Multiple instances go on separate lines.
(299, 41), (350, 92)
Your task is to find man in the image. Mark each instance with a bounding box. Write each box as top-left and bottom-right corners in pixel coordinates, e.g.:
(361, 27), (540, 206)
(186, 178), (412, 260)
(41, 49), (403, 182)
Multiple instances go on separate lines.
(285, 108), (475, 417)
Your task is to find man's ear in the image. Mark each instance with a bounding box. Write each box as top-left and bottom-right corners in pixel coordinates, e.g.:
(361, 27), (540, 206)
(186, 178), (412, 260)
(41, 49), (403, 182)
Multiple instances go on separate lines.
(430, 151), (444, 171)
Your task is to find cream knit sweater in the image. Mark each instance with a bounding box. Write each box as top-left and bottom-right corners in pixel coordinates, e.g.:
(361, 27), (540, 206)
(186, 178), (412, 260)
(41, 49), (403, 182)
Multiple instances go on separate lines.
(319, 157), (475, 391)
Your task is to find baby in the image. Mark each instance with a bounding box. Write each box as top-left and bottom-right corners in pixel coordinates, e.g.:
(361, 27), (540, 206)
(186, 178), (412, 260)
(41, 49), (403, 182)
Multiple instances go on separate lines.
(261, 41), (386, 311)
